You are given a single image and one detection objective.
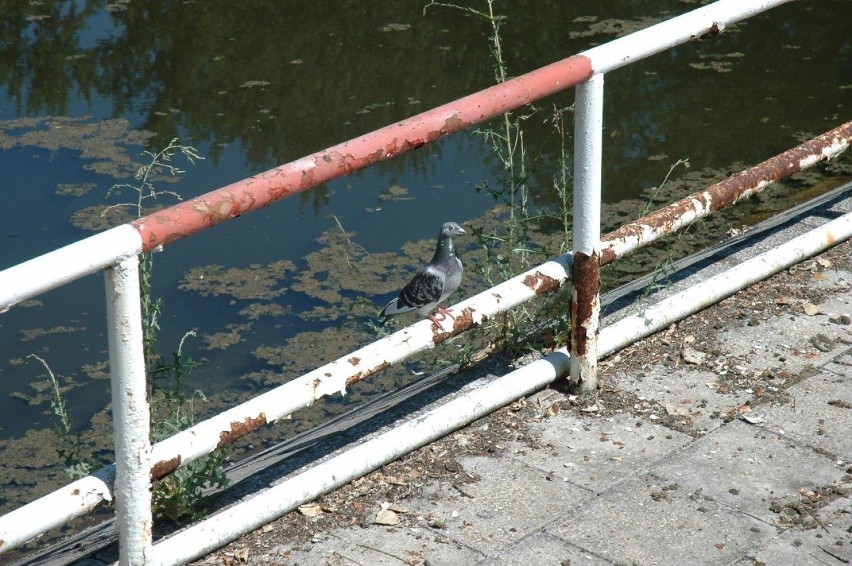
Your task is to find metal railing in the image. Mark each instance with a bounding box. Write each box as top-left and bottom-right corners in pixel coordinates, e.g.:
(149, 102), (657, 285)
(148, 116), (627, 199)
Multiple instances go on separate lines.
(3, 0), (851, 563)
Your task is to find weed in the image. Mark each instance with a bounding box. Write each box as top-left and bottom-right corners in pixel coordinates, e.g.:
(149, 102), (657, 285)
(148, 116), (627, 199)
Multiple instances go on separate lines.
(25, 354), (92, 479)
(105, 140), (228, 521)
(426, 1), (575, 357)
(149, 332), (229, 522)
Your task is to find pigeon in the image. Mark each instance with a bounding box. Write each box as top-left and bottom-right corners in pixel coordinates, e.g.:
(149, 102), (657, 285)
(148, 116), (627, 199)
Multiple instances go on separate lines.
(380, 222), (466, 325)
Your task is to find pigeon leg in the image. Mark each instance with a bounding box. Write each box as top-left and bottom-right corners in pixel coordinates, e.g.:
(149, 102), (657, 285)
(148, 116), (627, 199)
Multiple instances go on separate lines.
(426, 312), (444, 327)
(437, 307), (455, 319)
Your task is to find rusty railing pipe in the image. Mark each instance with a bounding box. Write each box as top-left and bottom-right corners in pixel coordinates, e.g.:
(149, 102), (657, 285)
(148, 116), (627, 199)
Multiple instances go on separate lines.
(599, 121), (852, 266)
(131, 58), (592, 252)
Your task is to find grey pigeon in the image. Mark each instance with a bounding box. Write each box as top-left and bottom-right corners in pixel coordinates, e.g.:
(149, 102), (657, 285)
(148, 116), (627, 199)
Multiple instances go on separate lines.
(381, 222), (466, 325)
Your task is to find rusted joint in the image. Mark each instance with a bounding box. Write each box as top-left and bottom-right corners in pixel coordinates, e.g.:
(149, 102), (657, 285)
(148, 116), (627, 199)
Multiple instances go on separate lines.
(218, 413), (267, 449)
(570, 251), (601, 357)
(151, 455), (182, 480)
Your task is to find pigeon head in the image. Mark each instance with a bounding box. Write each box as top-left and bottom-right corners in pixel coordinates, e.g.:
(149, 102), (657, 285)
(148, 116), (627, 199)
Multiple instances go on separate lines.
(435, 222), (465, 259)
(439, 222), (466, 240)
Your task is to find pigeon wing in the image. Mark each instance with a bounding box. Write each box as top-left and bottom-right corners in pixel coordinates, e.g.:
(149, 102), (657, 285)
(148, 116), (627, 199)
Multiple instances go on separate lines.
(381, 266), (444, 317)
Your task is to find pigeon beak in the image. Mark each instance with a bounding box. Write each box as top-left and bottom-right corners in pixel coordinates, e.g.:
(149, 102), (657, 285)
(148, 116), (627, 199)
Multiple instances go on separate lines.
(457, 227), (467, 235)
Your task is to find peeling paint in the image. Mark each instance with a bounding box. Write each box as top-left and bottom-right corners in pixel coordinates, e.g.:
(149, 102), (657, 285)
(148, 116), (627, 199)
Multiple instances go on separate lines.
(150, 455), (182, 480)
(217, 413), (268, 449)
(347, 361), (390, 385)
(522, 271), (561, 294)
(431, 307), (476, 344)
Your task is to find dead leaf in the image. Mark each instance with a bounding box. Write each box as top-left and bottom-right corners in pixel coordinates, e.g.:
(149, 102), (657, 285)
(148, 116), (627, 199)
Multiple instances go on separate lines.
(776, 296), (794, 305)
(665, 404), (690, 417)
(547, 402), (561, 417)
(816, 257), (832, 268)
(298, 503), (322, 517)
(802, 302), (822, 316)
(682, 347), (707, 365)
(714, 542), (725, 551)
(235, 546), (249, 562)
(374, 509), (400, 526)
(740, 413), (765, 425)
(799, 487), (820, 501)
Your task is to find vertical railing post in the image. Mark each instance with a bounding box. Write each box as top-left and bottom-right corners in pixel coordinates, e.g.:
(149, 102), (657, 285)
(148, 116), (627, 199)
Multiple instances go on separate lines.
(571, 73), (604, 390)
(105, 256), (153, 565)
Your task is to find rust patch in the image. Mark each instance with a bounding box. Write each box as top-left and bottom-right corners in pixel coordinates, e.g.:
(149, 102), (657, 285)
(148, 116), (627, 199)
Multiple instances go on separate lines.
(570, 252), (601, 357)
(72, 488), (80, 496)
(344, 371), (363, 386)
(443, 113), (469, 133)
(348, 356), (361, 366)
(151, 455), (182, 480)
(218, 413), (268, 448)
(522, 271), (562, 295)
(698, 21), (724, 39)
(599, 246), (617, 267)
(431, 307), (476, 345)
(348, 361), (391, 385)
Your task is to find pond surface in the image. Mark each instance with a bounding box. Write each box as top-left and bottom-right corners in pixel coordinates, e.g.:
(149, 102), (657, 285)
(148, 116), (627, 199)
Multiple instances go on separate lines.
(0, 0), (850, 524)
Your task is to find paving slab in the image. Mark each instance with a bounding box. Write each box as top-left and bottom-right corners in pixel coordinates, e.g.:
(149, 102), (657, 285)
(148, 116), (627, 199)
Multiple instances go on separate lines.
(505, 412), (693, 492)
(714, 308), (851, 377)
(410, 454), (592, 557)
(608, 366), (750, 433)
(651, 420), (846, 525)
(477, 531), (614, 565)
(549, 473), (769, 566)
(737, 497), (852, 566)
(761, 362), (852, 462)
(280, 524), (486, 566)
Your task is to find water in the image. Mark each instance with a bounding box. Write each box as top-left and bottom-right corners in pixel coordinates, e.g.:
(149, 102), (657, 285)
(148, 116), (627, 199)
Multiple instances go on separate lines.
(0, 0), (850, 522)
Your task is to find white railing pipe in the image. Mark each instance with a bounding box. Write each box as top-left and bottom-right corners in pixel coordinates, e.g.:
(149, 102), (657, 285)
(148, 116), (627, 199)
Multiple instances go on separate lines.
(0, 252), (572, 553)
(149, 351), (573, 565)
(105, 257), (153, 565)
(0, 225), (142, 311)
(149, 252), (572, 473)
(598, 212), (852, 356)
(0, 468), (114, 553)
(570, 73), (604, 390)
(581, 0), (793, 74)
